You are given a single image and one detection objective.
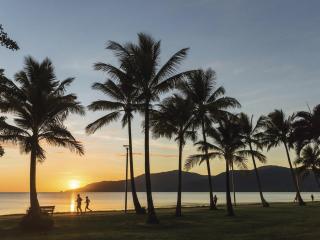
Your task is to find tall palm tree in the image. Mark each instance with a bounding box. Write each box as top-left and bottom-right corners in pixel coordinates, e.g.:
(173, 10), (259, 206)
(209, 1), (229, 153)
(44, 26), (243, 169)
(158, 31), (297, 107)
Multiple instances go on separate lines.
(98, 33), (193, 223)
(238, 113), (269, 207)
(295, 143), (320, 188)
(86, 71), (145, 214)
(0, 57), (84, 221)
(260, 109), (305, 206)
(151, 94), (195, 217)
(179, 69), (240, 209)
(185, 117), (261, 216)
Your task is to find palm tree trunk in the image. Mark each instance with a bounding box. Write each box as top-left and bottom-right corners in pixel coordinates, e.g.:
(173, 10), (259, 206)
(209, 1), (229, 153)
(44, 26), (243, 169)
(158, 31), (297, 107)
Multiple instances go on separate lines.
(225, 157), (234, 216)
(127, 116), (145, 214)
(283, 142), (305, 206)
(176, 136), (183, 217)
(29, 145), (40, 216)
(294, 163), (302, 199)
(231, 162), (236, 206)
(144, 102), (159, 224)
(201, 120), (216, 210)
(249, 143), (269, 207)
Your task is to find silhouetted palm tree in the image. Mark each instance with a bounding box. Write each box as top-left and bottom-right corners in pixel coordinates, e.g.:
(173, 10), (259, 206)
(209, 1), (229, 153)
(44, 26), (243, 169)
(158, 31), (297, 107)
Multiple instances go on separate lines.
(295, 143), (320, 188)
(179, 69), (240, 209)
(151, 94), (195, 217)
(0, 57), (84, 221)
(293, 104), (320, 153)
(260, 110), (305, 205)
(99, 33), (193, 223)
(238, 113), (269, 207)
(86, 60), (145, 214)
(185, 117), (259, 216)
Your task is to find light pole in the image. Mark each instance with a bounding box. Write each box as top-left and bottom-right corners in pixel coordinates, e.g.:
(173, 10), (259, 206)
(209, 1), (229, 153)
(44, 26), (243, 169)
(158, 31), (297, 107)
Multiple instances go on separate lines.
(123, 144), (129, 213)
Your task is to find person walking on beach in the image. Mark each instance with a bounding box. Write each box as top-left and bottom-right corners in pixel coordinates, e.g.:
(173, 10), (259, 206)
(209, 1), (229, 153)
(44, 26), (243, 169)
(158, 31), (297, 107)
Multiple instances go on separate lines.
(213, 195), (218, 206)
(85, 196), (92, 212)
(76, 194), (83, 214)
(311, 194), (314, 202)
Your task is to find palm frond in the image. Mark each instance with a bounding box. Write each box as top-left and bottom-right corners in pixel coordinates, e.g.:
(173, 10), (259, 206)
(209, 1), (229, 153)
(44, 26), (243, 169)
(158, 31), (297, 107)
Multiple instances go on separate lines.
(153, 48), (189, 83)
(88, 100), (124, 111)
(86, 111), (121, 134)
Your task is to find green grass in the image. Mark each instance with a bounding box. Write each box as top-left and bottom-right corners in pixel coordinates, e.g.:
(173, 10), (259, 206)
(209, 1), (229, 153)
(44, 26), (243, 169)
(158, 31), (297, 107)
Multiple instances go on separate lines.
(0, 202), (319, 240)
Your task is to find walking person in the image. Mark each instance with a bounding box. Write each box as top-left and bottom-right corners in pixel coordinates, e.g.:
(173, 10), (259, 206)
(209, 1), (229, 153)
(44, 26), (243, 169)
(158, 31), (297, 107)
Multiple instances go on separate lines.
(76, 194), (83, 214)
(213, 195), (218, 206)
(311, 194), (314, 202)
(85, 196), (93, 212)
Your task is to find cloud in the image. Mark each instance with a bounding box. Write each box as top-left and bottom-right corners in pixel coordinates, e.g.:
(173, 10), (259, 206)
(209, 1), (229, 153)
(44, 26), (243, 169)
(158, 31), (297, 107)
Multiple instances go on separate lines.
(118, 152), (177, 158)
(118, 152), (143, 157)
(151, 153), (177, 158)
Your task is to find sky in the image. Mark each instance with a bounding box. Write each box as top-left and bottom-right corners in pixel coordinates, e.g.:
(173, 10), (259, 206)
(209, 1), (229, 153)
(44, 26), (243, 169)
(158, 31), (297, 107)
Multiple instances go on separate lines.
(0, 0), (320, 192)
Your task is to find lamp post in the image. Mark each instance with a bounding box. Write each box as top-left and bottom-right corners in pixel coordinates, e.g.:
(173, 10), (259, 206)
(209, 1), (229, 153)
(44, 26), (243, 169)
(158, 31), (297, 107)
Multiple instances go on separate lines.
(123, 144), (129, 213)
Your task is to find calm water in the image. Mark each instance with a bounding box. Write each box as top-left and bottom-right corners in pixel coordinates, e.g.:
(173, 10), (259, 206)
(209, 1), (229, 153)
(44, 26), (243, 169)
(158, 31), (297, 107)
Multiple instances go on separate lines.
(0, 192), (317, 215)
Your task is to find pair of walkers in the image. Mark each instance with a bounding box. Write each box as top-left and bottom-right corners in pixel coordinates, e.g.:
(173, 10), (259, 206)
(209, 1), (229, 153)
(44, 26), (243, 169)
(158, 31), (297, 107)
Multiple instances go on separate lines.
(76, 194), (92, 214)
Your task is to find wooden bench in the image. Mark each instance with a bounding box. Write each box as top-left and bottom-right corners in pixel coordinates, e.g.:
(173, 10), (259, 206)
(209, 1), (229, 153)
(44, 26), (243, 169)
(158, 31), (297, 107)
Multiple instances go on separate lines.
(27, 206), (55, 215)
(40, 206), (55, 215)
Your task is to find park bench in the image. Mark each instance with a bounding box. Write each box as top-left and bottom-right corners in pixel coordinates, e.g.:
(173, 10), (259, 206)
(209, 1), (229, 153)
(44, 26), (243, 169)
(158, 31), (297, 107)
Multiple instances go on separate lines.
(27, 206), (55, 215)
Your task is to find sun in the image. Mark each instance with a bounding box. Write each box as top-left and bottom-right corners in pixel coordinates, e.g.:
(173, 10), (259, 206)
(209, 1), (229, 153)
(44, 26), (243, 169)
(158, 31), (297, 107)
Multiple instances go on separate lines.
(69, 180), (80, 190)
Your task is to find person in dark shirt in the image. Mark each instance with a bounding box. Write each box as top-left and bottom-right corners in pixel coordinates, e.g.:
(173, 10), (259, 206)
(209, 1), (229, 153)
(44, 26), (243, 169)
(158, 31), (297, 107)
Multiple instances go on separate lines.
(76, 194), (83, 214)
(85, 196), (93, 212)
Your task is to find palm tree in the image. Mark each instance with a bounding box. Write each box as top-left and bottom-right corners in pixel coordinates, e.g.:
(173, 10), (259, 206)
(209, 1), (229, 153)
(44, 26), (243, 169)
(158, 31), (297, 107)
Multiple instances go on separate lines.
(293, 104), (320, 153)
(295, 143), (320, 188)
(185, 116), (261, 216)
(179, 69), (240, 209)
(86, 65), (145, 214)
(151, 94), (195, 217)
(260, 109), (305, 205)
(97, 33), (193, 223)
(238, 113), (269, 207)
(0, 57), (84, 223)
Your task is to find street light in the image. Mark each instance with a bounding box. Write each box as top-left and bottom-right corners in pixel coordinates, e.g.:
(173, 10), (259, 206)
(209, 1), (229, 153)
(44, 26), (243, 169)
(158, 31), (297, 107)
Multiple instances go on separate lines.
(123, 144), (129, 213)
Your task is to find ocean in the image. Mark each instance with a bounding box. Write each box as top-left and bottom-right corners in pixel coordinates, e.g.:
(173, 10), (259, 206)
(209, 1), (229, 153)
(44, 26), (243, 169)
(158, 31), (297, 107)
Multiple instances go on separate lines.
(0, 192), (316, 215)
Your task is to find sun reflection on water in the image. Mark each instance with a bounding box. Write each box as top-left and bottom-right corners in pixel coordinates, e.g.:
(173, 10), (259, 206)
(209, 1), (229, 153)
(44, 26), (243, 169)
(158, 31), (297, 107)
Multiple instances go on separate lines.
(70, 192), (75, 212)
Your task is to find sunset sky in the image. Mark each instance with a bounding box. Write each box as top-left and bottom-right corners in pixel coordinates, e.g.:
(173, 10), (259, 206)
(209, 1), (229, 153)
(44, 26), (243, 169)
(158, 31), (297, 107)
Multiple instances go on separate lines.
(0, 0), (320, 192)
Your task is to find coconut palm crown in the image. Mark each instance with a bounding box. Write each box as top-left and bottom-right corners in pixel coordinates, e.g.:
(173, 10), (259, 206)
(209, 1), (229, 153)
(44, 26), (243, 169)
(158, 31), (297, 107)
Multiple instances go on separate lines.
(293, 104), (320, 154)
(295, 143), (320, 188)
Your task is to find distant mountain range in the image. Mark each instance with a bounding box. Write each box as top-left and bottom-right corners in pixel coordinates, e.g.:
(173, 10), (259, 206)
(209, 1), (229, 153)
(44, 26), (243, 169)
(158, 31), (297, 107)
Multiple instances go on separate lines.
(73, 165), (320, 192)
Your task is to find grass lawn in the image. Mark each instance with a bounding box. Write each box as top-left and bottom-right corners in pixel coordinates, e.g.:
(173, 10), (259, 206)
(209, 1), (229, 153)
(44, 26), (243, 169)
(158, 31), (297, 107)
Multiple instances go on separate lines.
(0, 202), (319, 240)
